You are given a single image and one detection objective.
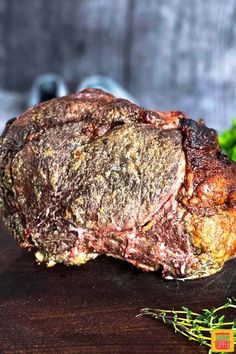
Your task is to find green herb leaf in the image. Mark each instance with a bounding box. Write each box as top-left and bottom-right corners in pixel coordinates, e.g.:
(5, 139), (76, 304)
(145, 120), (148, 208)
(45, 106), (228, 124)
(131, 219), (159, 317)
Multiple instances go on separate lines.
(139, 298), (236, 353)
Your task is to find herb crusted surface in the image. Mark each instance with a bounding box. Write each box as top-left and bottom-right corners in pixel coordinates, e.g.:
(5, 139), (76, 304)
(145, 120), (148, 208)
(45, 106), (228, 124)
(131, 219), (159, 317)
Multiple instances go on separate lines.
(0, 89), (235, 278)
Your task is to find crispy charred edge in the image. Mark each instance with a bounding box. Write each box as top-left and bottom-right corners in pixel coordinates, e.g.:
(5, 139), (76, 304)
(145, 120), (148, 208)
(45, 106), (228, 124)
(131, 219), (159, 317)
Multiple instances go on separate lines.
(1, 117), (17, 139)
(178, 118), (236, 214)
(177, 118), (236, 278)
(180, 118), (218, 151)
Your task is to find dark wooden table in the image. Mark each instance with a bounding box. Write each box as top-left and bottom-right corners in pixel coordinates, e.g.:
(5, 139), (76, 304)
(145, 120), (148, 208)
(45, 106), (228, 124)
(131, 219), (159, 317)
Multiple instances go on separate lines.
(0, 222), (235, 354)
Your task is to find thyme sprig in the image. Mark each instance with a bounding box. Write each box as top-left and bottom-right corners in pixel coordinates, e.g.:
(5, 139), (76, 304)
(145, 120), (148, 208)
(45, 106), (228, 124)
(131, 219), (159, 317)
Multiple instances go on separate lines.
(138, 298), (236, 354)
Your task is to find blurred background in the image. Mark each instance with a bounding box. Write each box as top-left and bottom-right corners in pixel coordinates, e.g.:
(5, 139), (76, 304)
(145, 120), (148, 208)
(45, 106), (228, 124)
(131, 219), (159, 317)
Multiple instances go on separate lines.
(0, 0), (236, 132)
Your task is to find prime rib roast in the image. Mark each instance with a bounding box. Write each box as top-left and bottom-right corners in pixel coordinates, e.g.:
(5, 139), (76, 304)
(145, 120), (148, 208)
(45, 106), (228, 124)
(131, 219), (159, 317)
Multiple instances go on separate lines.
(0, 88), (235, 279)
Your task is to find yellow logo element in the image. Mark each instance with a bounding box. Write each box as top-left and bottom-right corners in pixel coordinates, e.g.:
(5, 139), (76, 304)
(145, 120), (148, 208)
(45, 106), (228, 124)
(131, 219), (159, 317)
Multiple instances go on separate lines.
(211, 329), (234, 352)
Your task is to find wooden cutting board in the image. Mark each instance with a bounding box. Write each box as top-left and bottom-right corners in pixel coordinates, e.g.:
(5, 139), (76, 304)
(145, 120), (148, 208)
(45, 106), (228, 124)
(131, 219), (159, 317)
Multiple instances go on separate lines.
(0, 222), (235, 354)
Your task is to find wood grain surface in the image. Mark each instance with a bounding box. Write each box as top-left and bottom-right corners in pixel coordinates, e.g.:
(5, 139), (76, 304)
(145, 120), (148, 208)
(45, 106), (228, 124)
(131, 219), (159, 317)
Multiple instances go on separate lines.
(0, 222), (235, 354)
(0, 0), (236, 130)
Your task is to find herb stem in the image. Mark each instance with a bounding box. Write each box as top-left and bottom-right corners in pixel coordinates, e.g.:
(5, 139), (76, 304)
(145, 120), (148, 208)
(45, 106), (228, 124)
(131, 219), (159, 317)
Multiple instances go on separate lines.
(139, 297), (236, 352)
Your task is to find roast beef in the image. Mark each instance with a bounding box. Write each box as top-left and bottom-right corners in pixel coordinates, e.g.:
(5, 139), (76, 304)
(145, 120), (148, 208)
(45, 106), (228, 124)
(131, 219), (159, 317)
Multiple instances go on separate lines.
(0, 89), (235, 279)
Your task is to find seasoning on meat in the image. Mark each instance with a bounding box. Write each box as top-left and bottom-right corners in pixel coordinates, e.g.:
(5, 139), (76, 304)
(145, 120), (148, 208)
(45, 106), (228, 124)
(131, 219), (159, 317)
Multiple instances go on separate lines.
(0, 89), (235, 279)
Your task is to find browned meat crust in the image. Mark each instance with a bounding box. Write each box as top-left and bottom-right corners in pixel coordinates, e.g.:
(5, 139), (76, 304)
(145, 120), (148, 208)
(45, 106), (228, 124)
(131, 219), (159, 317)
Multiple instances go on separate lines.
(0, 89), (235, 278)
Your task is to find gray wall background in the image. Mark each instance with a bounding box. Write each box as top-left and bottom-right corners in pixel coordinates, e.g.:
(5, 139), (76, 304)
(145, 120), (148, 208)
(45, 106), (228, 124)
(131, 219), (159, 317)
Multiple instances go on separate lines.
(0, 0), (236, 131)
